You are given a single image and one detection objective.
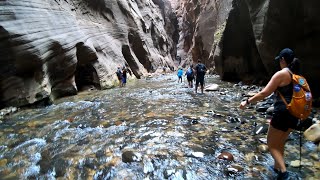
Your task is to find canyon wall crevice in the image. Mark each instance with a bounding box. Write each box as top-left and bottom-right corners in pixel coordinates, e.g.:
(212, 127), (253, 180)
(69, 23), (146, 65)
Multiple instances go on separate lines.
(177, 0), (320, 98)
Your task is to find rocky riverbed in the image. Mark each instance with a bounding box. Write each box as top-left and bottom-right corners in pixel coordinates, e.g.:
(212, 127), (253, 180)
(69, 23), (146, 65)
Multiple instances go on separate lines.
(0, 74), (319, 179)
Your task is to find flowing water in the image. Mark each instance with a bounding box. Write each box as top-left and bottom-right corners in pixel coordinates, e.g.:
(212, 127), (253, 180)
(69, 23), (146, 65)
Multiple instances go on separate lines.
(0, 74), (319, 179)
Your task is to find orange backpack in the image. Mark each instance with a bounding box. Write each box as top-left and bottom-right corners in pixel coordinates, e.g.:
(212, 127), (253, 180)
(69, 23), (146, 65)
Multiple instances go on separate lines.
(278, 70), (312, 120)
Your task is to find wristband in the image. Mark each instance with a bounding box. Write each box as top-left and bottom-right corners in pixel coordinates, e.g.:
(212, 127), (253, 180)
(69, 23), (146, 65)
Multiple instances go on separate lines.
(246, 99), (250, 104)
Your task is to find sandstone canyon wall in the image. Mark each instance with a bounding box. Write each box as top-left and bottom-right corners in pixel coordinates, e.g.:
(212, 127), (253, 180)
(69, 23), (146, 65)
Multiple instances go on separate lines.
(177, 0), (320, 98)
(0, 0), (179, 108)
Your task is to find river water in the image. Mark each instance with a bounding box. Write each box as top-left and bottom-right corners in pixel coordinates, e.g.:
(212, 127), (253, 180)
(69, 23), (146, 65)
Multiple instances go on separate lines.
(0, 74), (318, 179)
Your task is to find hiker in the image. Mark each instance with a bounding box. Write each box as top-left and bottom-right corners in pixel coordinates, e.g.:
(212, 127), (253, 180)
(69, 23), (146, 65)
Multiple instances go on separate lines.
(177, 67), (183, 83)
(122, 66), (127, 86)
(185, 64), (194, 88)
(162, 66), (166, 73)
(195, 59), (206, 93)
(116, 67), (122, 87)
(240, 48), (300, 180)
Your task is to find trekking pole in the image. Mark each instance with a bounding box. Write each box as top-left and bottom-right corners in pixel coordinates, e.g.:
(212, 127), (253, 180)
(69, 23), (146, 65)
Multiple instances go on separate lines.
(298, 120), (302, 171)
(299, 123), (302, 171)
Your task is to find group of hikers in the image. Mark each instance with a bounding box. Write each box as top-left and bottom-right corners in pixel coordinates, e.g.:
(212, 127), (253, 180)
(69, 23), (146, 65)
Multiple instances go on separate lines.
(177, 59), (207, 94)
(114, 48), (311, 179)
(116, 66), (127, 87)
(177, 49), (310, 180)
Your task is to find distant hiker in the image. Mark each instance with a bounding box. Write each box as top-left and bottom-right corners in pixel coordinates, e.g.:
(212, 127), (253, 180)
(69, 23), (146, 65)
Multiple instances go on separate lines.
(116, 67), (122, 87)
(240, 48), (303, 180)
(177, 56), (181, 64)
(195, 60), (206, 93)
(122, 66), (127, 86)
(177, 67), (183, 83)
(185, 64), (194, 88)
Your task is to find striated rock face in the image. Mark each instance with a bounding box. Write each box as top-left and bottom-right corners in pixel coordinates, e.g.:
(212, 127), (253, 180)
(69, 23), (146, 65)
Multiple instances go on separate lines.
(175, 0), (232, 68)
(0, 0), (178, 107)
(177, 0), (320, 98)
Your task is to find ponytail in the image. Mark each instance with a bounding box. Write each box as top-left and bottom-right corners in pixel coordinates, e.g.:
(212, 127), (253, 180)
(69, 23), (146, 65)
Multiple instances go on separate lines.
(288, 58), (301, 74)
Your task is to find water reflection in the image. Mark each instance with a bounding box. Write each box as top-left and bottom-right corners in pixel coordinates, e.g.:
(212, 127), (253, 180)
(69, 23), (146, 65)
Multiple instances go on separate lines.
(0, 74), (318, 179)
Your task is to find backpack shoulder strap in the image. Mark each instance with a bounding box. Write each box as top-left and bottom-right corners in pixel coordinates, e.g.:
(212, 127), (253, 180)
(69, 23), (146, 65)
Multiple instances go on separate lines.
(277, 91), (289, 107)
(284, 67), (292, 74)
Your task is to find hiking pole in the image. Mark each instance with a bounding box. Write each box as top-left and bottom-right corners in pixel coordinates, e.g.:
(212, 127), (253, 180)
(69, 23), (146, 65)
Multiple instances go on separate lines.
(298, 120), (302, 171)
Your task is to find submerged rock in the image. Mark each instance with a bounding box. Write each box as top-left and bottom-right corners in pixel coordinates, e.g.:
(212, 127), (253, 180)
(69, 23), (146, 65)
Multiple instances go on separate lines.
(122, 150), (142, 163)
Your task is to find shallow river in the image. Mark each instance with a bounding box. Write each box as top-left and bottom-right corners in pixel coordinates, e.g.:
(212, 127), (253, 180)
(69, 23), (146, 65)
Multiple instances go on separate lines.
(0, 74), (318, 179)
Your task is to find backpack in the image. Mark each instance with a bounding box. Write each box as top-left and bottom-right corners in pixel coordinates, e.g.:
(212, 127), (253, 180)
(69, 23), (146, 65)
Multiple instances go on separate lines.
(197, 63), (206, 75)
(186, 68), (193, 77)
(278, 70), (312, 120)
(116, 69), (121, 76)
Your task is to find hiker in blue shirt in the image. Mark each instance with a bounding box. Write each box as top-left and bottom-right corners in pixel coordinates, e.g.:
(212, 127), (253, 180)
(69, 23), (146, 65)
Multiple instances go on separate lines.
(177, 67), (183, 83)
(185, 64), (194, 88)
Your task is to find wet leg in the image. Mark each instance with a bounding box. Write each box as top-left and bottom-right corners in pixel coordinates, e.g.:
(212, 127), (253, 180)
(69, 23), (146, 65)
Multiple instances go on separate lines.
(267, 125), (291, 173)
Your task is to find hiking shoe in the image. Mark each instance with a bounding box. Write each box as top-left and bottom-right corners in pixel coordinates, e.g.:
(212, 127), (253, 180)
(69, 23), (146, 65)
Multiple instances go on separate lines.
(268, 165), (280, 174)
(277, 171), (289, 180)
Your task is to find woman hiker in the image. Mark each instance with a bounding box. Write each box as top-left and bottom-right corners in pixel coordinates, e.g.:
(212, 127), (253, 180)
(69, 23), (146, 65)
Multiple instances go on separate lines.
(240, 48), (300, 180)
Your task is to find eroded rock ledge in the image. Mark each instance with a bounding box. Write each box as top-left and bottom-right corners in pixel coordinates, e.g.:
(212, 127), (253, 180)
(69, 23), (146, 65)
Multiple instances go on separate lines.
(0, 0), (179, 107)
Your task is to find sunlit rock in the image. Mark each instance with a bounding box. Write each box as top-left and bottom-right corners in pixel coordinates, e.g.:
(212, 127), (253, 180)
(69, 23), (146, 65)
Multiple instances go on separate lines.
(114, 121), (123, 126)
(226, 164), (244, 174)
(145, 112), (156, 118)
(258, 144), (268, 153)
(0, 107), (18, 116)
(143, 158), (154, 174)
(0, 159), (7, 168)
(253, 124), (268, 135)
(304, 123), (320, 143)
(191, 152), (205, 158)
(314, 161), (320, 169)
(203, 103), (210, 107)
(244, 152), (256, 163)
(205, 84), (219, 91)
(310, 153), (319, 161)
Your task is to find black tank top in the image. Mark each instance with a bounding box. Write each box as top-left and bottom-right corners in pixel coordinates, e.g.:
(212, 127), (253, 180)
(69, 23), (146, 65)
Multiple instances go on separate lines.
(274, 74), (293, 111)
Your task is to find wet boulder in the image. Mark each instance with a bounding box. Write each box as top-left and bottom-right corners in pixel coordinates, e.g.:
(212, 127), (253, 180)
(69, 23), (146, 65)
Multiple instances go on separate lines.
(226, 164), (244, 174)
(258, 144), (268, 153)
(122, 150), (142, 163)
(304, 123), (320, 143)
(218, 151), (234, 161)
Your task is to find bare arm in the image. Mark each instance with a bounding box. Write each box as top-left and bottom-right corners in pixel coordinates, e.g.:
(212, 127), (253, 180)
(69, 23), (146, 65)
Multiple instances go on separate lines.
(240, 71), (284, 109)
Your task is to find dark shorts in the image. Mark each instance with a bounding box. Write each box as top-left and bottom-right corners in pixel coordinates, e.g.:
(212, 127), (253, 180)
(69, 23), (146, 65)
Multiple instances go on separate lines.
(270, 110), (299, 132)
(196, 77), (204, 86)
(122, 78), (127, 84)
(187, 76), (194, 82)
